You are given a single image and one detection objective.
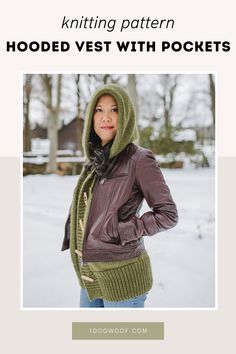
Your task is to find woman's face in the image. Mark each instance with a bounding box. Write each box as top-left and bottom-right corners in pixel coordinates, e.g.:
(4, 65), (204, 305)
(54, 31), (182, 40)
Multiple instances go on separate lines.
(93, 94), (118, 146)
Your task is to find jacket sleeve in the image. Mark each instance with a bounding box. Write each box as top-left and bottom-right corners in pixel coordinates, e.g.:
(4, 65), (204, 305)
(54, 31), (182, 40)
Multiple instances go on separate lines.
(117, 149), (178, 245)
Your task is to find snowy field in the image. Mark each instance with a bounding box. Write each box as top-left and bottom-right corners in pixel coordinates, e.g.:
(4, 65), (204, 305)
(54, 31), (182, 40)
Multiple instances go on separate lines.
(23, 167), (215, 308)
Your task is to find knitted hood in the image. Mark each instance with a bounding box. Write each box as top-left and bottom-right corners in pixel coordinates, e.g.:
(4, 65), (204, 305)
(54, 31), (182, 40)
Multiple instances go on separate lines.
(82, 83), (139, 160)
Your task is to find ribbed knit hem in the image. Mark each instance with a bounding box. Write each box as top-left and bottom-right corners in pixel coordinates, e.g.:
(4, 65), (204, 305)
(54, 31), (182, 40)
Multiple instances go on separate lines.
(79, 250), (153, 302)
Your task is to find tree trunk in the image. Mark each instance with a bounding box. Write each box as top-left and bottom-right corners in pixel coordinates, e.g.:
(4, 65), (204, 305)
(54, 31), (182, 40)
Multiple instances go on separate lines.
(209, 74), (215, 139)
(159, 74), (178, 138)
(23, 74), (32, 152)
(103, 74), (110, 84)
(46, 110), (58, 173)
(75, 74), (83, 154)
(127, 74), (138, 118)
(40, 74), (62, 174)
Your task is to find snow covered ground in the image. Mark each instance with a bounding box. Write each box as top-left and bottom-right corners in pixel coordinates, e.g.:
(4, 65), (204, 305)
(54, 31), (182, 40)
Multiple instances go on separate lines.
(23, 167), (215, 308)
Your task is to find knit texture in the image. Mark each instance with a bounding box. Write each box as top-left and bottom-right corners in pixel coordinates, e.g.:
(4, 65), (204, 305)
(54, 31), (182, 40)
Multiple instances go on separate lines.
(69, 83), (153, 302)
(69, 164), (98, 287)
(81, 250), (153, 301)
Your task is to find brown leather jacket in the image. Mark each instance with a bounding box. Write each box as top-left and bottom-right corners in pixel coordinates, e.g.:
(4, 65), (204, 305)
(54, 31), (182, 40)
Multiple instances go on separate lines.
(61, 143), (178, 262)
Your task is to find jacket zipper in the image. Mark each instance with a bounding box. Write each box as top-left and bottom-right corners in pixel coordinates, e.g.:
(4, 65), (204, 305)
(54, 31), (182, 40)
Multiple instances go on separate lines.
(100, 178), (107, 184)
(100, 174), (128, 184)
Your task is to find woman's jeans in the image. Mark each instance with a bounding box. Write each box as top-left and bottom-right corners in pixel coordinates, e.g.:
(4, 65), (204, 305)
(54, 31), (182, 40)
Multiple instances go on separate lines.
(80, 288), (148, 308)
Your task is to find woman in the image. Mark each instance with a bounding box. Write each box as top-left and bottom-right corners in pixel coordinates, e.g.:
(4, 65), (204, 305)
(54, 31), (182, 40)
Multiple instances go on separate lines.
(61, 83), (178, 308)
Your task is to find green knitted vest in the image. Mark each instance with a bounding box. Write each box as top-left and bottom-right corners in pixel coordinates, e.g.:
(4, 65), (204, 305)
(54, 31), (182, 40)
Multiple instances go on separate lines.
(69, 84), (153, 302)
(69, 165), (97, 288)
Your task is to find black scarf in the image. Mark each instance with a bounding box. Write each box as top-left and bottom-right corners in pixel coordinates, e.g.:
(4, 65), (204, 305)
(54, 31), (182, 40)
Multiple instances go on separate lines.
(85, 139), (115, 178)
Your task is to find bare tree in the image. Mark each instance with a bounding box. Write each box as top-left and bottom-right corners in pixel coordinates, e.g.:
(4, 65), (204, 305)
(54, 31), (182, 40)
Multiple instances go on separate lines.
(157, 74), (178, 138)
(103, 74), (110, 84)
(127, 74), (138, 118)
(209, 74), (215, 139)
(40, 74), (62, 173)
(75, 74), (83, 153)
(23, 74), (32, 152)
